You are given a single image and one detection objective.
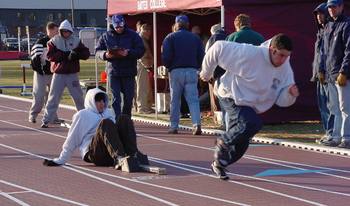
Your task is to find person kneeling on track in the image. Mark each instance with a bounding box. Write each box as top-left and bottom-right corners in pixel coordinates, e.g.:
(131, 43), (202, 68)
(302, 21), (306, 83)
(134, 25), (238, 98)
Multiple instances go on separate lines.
(43, 88), (146, 169)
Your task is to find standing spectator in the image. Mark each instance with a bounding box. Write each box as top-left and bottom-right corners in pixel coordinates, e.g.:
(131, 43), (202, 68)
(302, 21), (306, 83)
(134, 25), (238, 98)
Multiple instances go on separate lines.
(320, 0), (350, 148)
(96, 15), (145, 119)
(226, 14), (264, 46)
(201, 34), (299, 180)
(311, 3), (334, 143)
(41, 20), (90, 128)
(136, 23), (154, 114)
(29, 22), (60, 124)
(205, 23), (227, 127)
(162, 15), (205, 135)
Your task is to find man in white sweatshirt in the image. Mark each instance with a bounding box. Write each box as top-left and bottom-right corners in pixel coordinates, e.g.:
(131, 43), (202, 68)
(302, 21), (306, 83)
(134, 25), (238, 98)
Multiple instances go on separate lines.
(200, 33), (299, 180)
(43, 88), (142, 168)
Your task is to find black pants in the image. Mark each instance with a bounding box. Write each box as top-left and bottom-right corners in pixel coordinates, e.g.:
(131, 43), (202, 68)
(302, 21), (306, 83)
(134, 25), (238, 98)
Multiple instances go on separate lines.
(84, 114), (138, 166)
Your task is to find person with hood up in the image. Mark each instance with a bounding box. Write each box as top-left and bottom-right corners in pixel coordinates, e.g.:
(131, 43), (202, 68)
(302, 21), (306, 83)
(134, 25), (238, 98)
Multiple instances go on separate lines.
(41, 19), (90, 128)
(311, 3), (334, 144)
(95, 14), (145, 119)
(42, 88), (142, 168)
(200, 34), (299, 180)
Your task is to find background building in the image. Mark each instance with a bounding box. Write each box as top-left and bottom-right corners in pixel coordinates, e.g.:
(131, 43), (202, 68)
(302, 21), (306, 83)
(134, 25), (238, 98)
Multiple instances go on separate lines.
(0, 0), (107, 37)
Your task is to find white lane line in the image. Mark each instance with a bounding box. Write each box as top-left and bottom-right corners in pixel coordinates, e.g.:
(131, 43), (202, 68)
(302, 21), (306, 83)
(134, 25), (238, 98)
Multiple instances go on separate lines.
(6, 191), (32, 195)
(138, 133), (350, 179)
(1, 119), (349, 198)
(150, 159), (327, 206)
(0, 155), (30, 158)
(68, 164), (249, 206)
(0, 180), (88, 206)
(149, 157), (350, 198)
(0, 111), (24, 113)
(0, 144), (178, 206)
(0, 105), (71, 122)
(0, 141), (249, 206)
(0, 190), (31, 206)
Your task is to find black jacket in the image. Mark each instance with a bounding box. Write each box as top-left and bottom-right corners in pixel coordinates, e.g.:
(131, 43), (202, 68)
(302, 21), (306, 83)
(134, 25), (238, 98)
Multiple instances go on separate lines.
(206, 29), (227, 79)
(30, 36), (52, 75)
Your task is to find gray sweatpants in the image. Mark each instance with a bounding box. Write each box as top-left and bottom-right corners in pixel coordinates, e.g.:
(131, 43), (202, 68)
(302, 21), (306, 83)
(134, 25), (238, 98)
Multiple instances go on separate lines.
(28, 72), (58, 121)
(42, 73), (84, 124)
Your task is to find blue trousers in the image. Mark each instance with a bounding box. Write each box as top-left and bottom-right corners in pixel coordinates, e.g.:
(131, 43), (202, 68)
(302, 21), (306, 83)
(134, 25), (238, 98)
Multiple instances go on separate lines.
(215, 97), (262, 167)
(316, 82), (334, 137)
(110, 76), (135, 119)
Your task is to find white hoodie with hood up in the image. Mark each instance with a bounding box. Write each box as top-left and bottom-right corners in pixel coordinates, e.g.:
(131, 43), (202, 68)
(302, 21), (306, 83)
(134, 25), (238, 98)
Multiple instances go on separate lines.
(200, 39), (296, 114)
(53, 88), (114, 165)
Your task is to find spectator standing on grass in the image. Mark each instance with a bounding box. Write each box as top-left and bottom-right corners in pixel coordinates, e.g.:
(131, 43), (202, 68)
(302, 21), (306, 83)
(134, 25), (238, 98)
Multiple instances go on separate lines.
(136, 23), (154, 114)
(29, 22), (62, 124)
(320, 0), (350, 148)
(200, 34), (299, 180)
(205, 23), (227, 127)
(162, 15), (205, 135)
(96, 14), (145, 119)
(310, 3), (334, 144)
(41, 20), (90, 128)
(226, 14), (264, 46)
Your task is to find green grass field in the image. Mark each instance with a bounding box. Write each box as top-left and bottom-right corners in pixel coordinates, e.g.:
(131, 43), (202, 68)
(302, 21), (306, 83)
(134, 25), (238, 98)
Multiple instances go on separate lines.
(0, 59), (323, 142)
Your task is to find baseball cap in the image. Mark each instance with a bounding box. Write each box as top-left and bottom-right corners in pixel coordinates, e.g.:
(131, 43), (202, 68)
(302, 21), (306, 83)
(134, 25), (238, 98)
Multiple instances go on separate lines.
(327, 0), (343, 7)
(175, 15), (189, 24)
(111, 14), (125, 28)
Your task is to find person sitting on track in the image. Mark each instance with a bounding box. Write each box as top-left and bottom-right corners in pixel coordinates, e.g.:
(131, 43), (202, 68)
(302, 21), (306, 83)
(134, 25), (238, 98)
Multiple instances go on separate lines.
(43, 88), (146, 169)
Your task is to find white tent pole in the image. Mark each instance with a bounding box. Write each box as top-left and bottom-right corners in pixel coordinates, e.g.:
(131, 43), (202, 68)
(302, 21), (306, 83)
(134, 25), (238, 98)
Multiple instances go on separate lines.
(153, 12), (158, 120)
(220, 5), (225, 30)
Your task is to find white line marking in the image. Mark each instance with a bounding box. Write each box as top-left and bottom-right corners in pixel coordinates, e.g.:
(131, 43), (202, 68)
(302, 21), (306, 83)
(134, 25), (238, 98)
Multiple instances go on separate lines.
(149, 157), (350, 198)
(6, 191), (32, 195)
(0, 143), (178, 206)
(150, 159), (327, 206)
(138, 133), (350, 180)
(0, 155), (30, 158)
(1, 119), (349, 198)
(0, 180), (88, 206)
(0, 190), (31, 206)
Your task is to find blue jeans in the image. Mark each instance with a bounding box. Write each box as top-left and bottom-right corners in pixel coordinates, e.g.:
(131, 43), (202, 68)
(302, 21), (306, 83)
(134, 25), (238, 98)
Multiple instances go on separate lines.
(336, 80), (350, 141)
(316, 82), (334, 137)
(110, 76), (135, 119)
(169, 68), (201, 129)
(215, 97), (262, 167)
(328, 82), (342, 140)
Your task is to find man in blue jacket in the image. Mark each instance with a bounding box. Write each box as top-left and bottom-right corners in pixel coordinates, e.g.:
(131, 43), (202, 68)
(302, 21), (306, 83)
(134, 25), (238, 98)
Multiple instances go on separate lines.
(321, 0), (350, 148)
(162, 15), (205, 135)
(96, 15), (145, 119)
(311, 3), (334, 144)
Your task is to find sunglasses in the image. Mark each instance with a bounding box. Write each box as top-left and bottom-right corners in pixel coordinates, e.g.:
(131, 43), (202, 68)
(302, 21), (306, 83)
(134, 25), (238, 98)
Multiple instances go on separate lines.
(61, 29), (71, 33)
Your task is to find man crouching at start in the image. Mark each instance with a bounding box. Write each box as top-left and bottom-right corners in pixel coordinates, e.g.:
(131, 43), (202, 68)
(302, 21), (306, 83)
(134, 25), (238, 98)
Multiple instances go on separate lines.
(43, 88), (147, 170)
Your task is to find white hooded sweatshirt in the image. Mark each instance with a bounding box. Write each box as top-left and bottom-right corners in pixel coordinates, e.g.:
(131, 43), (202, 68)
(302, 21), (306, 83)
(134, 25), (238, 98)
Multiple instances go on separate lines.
(53, 88), (114, 164)
(200, 39), (296, 114)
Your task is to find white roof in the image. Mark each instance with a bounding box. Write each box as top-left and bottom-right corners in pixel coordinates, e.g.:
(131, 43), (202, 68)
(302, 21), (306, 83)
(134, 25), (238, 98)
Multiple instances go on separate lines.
(1, 0), (106, 10)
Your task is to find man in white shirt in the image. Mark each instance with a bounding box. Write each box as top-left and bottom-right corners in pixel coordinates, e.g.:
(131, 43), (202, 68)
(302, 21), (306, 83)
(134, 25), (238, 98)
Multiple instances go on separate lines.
(200, 33), (299, 180)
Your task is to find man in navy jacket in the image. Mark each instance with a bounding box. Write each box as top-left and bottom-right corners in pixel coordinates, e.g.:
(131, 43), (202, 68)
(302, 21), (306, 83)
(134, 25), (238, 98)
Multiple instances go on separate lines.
(162, 15), (205, 135)
(96, 15), (145, 119)
(321, 0), (350, 148)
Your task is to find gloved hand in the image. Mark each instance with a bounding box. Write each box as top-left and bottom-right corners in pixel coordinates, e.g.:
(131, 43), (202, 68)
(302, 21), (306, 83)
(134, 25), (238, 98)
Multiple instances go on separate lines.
(318, 72), (325, 85)
(68, 50), (79, 61)
(336, 73), (347, 87)
(43, 159), (61, 167)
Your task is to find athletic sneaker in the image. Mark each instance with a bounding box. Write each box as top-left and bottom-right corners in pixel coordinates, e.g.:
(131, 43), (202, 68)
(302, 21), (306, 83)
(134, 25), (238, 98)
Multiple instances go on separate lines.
(28, 118), (36, 123)
(338, 140), (350, 149)
(52, 119), (65, 124)
(41, 123), (49, 128)
(211, 161), (229, 180)
(168, 128), (178, 134)
(320, 138), (341, 147)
